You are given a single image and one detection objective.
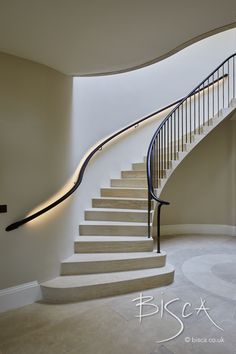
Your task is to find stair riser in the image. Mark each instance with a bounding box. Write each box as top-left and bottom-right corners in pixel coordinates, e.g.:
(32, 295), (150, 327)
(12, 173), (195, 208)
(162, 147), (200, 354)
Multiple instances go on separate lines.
(121, 171), (147, 178)
(61, 255), (166, 275)
(154, 171), (167, 179)
(145, 162), (172, 170)
(41, 271), (174, 303)
(160, 144), (187, 153)
(132, 162), (171, 174)
(132, 163), (146, 171)
(137, 168), (167, 179)
(85, 210), (150, 223)
(74, 240), (153, 253)
(92, 199), (154, 210)
(79, 225), (148, 236)
(144, 154), (179, 161)
(111, 179), (147, 188)
(101, 188), (148, 199)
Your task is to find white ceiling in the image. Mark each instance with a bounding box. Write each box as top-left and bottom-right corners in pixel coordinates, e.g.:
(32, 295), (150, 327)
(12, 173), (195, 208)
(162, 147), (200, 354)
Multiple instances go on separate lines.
(0, 0), (235, 76)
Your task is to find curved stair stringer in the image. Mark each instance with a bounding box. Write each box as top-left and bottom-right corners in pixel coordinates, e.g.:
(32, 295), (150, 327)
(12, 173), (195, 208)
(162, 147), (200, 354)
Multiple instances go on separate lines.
(149, 98), (236, 238)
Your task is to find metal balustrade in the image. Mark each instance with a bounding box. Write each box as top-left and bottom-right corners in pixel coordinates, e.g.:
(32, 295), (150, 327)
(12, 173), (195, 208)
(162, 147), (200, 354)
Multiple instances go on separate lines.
(147, 53), (236, 252)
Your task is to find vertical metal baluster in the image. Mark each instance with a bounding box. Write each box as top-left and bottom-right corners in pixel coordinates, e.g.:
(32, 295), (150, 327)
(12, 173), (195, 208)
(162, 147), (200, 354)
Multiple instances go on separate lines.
(154, 139), (157, 188)
(164, 122), (167, 170)
(198, 86), (201, 133)
(148, 145), (154, 238)
(156, 203), (162, 253)
(162, 127), (164, 174)
(181, 104), (184, 151)
(166, 123), (168, 170)
(161, 128), (164, 175)
(185, 100), (187, 143)
(177, 107), (180, 151)
(162, 124), (166, 169)
(228, 60), (230, 107)
(233, 56), (235, 99)
(147, 187), (151, 238)
(167, 122), (168, 169)
(203, 82), (205, 126)
(223, 64), (225, 108)
(208, 79), (210, 125)
(159, 132), (161, 181)
(154, 143), (156, 188)
(170, 114), (173, 160)
(156, 138), (158, 187)
(213, 74), (216, 117)
(218, 69), (220, 116)
(167, 120), (169, 177)
(153, 138), (156, 188)
(194, 90), (196, 134)
(157, 137), (159, 185)
(190, 96), (192, 142)
(213, 74), (215, 117)
(167, 121), (169, 170)
(152, 141), (154, 189)
(158, 133), (161, 180)
(152, 140), (154, 189)
(174, 112), (176, 157)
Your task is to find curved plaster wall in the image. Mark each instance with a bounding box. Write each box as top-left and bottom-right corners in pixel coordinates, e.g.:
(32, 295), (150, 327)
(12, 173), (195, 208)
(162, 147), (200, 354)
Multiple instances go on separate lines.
(160, 115), (236, 227)
(0, 53), (74, 289)
(0, 0), (235, 74)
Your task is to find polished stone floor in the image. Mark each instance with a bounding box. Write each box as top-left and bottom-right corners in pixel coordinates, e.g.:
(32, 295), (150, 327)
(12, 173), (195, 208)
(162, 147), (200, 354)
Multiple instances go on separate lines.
(0, 234), (235, 354)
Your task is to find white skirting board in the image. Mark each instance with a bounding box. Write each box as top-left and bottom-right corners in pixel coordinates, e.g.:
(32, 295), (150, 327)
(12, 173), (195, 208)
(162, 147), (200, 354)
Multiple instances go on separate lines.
(161, 224), (236, 236)
(0, 281), (42, 314)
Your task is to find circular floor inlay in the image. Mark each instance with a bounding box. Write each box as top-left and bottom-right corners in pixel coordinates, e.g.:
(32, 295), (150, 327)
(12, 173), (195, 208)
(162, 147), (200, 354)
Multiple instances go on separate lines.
(212, 262), (236, 285)
(182, 254), (236, 300)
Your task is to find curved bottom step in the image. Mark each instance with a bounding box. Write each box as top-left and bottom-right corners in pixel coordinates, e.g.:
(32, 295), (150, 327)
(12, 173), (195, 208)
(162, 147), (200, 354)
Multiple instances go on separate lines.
(41, 264), (174, 303)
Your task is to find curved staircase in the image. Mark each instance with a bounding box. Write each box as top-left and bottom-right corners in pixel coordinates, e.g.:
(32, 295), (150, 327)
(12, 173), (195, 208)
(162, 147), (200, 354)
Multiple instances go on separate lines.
(42, 99), (236, 303)
(40, 54), (236, 303)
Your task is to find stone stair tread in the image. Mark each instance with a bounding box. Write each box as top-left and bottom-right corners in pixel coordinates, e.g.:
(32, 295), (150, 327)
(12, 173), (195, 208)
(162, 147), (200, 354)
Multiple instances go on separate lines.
(80, 220), (147, 226)
(102, 187), (148, 190)
(111, 179), (147, 186)
(92, 197), (153, 210)
(75, 236), (151, 242)
(122, 170), (146, 174)
(42, 265), (174, 288)
(112, 178), (147, 180)
(94, 197), (148, 201)
(63, 251), (166, 263)
(85, 208), (151, 213)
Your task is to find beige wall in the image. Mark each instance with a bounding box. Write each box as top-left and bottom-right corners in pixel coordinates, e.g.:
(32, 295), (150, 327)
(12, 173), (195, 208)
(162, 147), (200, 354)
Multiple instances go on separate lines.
(0, 52), (75, 289)
(160, 112), (236, 226)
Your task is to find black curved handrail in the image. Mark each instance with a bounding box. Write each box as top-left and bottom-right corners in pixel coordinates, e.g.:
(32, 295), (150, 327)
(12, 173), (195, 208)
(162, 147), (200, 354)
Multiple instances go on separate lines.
(4, 93), (188, 231)
(6, 74), (228, 232)
(147, 53), (236, 252)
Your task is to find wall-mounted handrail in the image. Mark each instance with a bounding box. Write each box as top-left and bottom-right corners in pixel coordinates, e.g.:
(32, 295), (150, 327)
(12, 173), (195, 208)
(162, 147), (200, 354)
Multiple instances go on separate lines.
(6, 73), (228, 231)
(147, 53), (236, 253)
